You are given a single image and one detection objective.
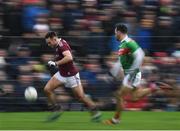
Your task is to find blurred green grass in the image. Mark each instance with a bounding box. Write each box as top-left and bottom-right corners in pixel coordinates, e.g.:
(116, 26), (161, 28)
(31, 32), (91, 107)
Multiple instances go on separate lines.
(0, 111), (180, 130)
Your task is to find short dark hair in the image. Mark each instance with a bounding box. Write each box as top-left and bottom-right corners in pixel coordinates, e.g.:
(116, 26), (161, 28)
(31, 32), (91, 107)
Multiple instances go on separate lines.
(45, 31), (57, 39)
(115, 23), (128, 34)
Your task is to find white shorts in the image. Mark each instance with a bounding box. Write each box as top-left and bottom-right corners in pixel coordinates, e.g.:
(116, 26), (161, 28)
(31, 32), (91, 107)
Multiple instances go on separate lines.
(123, 71), (141, 89)
(54, 72), (81, 88)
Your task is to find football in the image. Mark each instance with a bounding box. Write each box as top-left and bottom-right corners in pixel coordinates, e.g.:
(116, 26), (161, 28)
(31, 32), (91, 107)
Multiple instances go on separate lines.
(24, 86), (38, 102)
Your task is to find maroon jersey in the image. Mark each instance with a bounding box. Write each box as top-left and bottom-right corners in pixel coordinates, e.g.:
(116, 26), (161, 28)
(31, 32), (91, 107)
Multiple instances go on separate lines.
(55, 38), (78, 77)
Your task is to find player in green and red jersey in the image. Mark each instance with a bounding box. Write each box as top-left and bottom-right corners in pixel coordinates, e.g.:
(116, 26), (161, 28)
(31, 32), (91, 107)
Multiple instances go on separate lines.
(104, 23), (172, 125)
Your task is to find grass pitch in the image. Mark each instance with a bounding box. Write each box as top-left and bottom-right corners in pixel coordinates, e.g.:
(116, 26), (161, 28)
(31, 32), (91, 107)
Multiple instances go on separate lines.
(0, 111), (180, 130)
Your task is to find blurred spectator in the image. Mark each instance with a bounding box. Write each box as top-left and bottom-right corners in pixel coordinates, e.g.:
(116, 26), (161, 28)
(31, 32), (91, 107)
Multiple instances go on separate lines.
(6, 45), (32, 79)
(124, 93), (149, 111)
(14, 73), (34, 98)
(152, 16), (175, 52)
(33, 14), (50, 37)
(124, 15), (137, 36)
(3, 0), (22, 36)
(30, 59), (51, 82)
(172, 42), (180, 58)
(158, 0), (177, 16)
(0, 49), (7, 69)
(149, 90), (169, 111)
(142, 56), (158, 79)
(64, 0), (83, 32)
(108, 35), (119, 54)
(136, 12), (155, 53)
(49, 1), (66, 34)
(0, 70), (8, 81)
(0, 83), (15, 111)
(80, 55), (113, 97)
(85, 21), (106, 56)
(22, 0), (49, 33)
(127, 0), (145, 20)
(98, 10), (114, 36)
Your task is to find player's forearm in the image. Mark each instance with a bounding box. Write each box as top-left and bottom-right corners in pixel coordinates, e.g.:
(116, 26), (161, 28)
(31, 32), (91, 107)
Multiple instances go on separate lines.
(130, 48), (144, 70)
(55, 55), (73, 65)
(110, 59), (124, 78)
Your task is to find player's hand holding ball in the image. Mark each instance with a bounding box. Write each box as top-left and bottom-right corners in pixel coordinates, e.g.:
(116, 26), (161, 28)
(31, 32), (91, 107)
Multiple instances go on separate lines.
(48, 61), (57, 67)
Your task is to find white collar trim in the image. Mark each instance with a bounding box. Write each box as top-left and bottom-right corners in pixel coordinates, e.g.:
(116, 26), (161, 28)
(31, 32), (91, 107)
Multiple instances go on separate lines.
(57, 38), (62, 47)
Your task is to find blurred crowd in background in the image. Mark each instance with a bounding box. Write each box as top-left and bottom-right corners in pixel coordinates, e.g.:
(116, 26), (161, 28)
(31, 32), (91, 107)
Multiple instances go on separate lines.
(0, 0), (180, 112)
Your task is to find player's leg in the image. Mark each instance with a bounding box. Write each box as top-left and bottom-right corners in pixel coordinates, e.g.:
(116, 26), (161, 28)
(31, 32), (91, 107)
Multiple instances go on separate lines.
(104, 72), (139, 125)
(44, 74), (64, 106)
(130, 87), (153, 101)
(114, 86), (131, 119)
(112, 73), (136, 122)
(67, 73), (101, 121)
(130, 72), (172, 101)
(127, 71), (149, 101)
(72, 84), (96, 108)
(131, 82), (172, 101)
(103, 86), (131, 125)
(44, 72), (65, 122)
(72, 84), (101, 121)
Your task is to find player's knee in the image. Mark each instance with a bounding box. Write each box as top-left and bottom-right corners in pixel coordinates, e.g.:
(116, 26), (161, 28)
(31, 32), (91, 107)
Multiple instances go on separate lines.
(114, 91), (123, 100)
(77, 94), (85, 102)
(44, 85), (52, 94)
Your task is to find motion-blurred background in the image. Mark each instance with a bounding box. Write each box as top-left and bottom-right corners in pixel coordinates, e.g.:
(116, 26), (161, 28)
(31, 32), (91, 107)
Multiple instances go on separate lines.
(0, 0), (180, 112)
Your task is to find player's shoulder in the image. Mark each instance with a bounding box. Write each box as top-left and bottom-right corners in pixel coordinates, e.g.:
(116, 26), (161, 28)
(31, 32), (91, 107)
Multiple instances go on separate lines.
(125, 38), (138, 45)
(57, 38), (71, 51)
(60, 38), (69, 45)
(126, 38), (136, 43)
(57, 38), (68, 47)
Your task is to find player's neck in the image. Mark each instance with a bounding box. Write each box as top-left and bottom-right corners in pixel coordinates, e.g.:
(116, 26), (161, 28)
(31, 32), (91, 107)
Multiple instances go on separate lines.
(120, 35), (128, 43)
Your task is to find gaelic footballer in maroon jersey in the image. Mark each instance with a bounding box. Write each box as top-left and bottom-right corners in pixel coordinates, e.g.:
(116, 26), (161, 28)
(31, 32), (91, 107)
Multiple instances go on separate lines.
(55, 38), (78, 77)
(44, 31), (101, 122)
